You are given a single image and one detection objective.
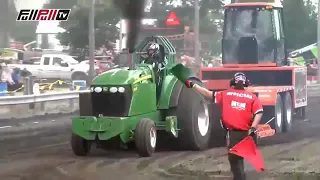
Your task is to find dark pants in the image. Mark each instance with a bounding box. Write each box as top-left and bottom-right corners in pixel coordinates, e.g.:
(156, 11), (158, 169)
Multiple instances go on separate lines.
(8, 82), (23, 92)
(227, 130), (248, 180)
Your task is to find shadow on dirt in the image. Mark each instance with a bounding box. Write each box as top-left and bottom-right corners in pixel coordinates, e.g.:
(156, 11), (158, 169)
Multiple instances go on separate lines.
(269, 172), (320, 180)
(160, 166), (320, 180)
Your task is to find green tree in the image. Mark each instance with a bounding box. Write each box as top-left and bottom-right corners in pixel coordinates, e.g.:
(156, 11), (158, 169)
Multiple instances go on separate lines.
(57, 3), (120, 49)
(283, 0), (317, 50)
(11, 21), (38, 43)
(3, 1), (38, 44)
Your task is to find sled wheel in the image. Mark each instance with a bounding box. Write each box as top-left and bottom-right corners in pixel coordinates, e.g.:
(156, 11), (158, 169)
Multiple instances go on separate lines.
(175, 84), (212, 150)
(282, 92), (293, 132)
(71, 133), (92, 156)
(135, 118), (157, 157)
(274, 94), (283, 133)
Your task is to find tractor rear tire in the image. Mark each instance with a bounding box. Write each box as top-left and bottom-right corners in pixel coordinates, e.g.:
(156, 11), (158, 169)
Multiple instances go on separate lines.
(175, 85), (212, 150)
(135, 118), (157, 157)
(274, 94), (283, 133)
(71, 133), (92, 156)
(282, 92), (293, 132)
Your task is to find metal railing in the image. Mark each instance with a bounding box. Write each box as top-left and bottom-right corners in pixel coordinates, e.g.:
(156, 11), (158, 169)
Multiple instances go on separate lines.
(0, 90), (89, 106)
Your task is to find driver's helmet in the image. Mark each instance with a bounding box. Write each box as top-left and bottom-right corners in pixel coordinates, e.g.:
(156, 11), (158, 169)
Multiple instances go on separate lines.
(147, 43), (160, 58)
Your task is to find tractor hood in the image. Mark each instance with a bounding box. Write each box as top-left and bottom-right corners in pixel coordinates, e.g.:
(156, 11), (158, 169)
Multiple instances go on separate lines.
(92, 67), (152, 85)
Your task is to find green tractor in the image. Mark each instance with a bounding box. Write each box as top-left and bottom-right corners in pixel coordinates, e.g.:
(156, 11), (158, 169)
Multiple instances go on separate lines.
(71, 36), (215, 157)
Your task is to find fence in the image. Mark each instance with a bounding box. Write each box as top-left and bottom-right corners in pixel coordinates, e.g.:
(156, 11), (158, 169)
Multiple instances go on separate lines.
(0, 76), (85, 96)
(0, 77), (88, 119)
(0, 90), (88, 106)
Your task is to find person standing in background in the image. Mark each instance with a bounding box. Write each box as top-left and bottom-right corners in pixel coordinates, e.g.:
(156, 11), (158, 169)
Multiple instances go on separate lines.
(0, 63), (15, 88)
(183, 25), (195, 57)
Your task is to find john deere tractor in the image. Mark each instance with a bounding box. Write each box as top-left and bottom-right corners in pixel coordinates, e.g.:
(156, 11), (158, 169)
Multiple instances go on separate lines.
(71, 36), (214, 157)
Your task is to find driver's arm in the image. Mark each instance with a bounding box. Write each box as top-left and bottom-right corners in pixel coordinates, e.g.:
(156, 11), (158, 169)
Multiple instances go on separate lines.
(158, 58), (168, 70)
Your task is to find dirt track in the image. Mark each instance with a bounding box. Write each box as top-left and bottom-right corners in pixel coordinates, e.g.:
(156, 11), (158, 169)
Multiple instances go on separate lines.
(1, 95), (320, 180)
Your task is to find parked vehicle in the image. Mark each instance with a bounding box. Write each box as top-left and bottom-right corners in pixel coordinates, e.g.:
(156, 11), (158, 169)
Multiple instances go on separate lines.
(8, 54), (99, 82)
(80, 60), (116, 73)
(23, 57), (41, 64)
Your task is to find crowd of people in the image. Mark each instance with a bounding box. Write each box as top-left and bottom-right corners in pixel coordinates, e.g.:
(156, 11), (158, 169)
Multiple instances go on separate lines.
(0, 63), (24, 92)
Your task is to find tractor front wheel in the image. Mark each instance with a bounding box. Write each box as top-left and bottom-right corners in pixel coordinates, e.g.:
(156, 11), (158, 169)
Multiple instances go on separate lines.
(135, 118), (157, 157)
(71, 133), (92, 156)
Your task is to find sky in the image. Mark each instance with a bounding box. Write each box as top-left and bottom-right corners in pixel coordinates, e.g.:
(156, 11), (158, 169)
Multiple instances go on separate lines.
(15, 0), (48, 11)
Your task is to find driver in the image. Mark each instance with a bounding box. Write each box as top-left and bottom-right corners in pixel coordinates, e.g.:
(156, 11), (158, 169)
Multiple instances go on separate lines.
(147, 43), (160, 60)
(142, 43), (165, 66)
(143, 42), (167, 98)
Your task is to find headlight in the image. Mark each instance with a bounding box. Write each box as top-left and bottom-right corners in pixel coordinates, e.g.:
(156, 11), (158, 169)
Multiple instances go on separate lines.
(118, 87), (125, 93)
(94, 87), (102, 93)
(109, 87), (118, 93)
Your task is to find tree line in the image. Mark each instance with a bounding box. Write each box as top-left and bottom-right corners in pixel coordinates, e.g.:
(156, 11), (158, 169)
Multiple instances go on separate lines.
(7, 0), (319, 53)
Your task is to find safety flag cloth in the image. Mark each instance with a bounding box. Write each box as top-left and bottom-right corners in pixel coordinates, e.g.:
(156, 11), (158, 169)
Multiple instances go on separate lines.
(229, 136), (265, 172)
(170, 63), (193, 83)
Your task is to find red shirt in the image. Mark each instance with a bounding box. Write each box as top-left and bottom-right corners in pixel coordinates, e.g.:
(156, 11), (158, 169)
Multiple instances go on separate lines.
(214, 88), (263, 131)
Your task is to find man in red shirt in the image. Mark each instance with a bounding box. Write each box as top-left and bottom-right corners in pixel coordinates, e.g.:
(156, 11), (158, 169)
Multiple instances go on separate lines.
(185, 72), (263, 180)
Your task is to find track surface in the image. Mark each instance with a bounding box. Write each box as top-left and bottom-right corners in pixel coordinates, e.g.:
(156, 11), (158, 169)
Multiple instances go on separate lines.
(1, 95), (320, 179)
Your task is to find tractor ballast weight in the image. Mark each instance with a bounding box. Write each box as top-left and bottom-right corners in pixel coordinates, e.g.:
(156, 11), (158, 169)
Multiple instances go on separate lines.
(71, 36), (214, 157)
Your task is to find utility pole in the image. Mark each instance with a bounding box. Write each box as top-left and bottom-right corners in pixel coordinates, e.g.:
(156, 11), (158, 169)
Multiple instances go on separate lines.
(317, 0), (320, 83)
(194, 0), (200, 68)
(88, 0), (95, 85)
(119, 19), (123, 50)
(0, 0), (9, 48)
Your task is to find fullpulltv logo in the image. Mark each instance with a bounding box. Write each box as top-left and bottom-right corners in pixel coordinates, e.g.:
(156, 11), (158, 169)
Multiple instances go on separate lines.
(16, 9), (71, 21)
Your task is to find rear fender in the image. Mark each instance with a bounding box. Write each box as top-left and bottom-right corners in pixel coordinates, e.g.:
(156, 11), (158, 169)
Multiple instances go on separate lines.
(158, 75), (180, 109)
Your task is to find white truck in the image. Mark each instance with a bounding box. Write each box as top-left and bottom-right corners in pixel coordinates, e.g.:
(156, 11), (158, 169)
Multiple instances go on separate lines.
(8, 54), (98, 82)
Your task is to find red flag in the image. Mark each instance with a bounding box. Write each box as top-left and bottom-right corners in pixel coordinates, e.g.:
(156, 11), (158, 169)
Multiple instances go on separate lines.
(229, 136), (265, 172)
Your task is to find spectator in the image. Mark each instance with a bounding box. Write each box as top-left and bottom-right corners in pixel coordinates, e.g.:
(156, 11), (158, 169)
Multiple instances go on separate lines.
(0, 63), (22, 92)
(0, 65), (2, 78)
(1, 63), (14, 84)
(12, 68), (21, 84)
(8, 67), (23, 91)
(183, 25), (195, 56)
(20, 68), (32, 77)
